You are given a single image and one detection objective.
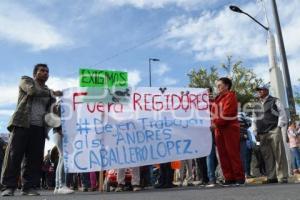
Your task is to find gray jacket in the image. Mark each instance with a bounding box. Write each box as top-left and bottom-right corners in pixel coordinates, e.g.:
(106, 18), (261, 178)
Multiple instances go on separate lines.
(7, 76), (56, 133)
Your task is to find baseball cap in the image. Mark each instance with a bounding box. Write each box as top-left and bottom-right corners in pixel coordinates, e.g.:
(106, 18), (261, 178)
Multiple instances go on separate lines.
(255, 83), (270, 91)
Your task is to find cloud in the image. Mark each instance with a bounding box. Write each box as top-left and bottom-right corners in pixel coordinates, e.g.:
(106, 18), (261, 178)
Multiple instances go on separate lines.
(253, 56), (300, 89)
(99, 0), (218, 10)
(0, 86), (18, 105)
(158, 2), (268, 62)
(0, 110), (14, 117)
(0, 2), (72, 50)
(127, 70), (142, 87)
(156, 0), (297, 62)
(286, 57), (300, 85)
(47, 77), (78, 90)
(32, 0), (59, 6)
(153, 63), (170, 76)
(267, 0), (300, 56)
(282, 17), (300, 56)
(252, 62), (270, 83)
(162, 77), (178, 86)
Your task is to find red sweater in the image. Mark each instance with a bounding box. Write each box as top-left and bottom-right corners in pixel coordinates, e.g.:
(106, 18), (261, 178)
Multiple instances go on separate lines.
(211, 91), (239, 127)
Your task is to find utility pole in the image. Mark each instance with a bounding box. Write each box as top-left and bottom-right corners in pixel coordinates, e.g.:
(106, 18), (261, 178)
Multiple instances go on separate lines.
(270, 0), (296, 120)
(268, 31), (287, 110)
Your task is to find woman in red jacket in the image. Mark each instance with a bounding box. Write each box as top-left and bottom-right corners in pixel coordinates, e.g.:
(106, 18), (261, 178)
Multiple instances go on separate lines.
(211, 77), (244, 186)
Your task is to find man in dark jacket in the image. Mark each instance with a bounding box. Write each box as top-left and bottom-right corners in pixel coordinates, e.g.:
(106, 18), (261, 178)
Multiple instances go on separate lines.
(253, 84), (288, 184)
(1, 64), (62, 196)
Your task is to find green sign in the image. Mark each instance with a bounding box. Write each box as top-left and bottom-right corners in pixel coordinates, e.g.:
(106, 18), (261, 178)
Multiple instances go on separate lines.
(80, 69), (128, 88)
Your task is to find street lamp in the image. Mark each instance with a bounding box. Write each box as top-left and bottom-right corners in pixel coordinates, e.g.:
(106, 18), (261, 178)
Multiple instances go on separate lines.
(149, 58), (160, 87)
(229, 4), (296, 120)
(229, 5), (269, 31)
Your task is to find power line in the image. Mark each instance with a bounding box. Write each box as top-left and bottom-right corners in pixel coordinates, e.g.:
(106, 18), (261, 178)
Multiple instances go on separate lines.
(90, 33), (162, 67)
(78, 1), (267, 71)
(88, 25), (178, 68)
(88, 1), (267, 68)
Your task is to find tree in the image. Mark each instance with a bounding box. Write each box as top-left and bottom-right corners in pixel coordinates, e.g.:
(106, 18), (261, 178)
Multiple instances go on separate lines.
(188, 67), (218, 89)
(188, 56), (264, 109)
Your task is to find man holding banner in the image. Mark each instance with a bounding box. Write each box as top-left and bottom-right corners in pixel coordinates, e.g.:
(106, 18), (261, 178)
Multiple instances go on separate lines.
(1, 64), (62, 196)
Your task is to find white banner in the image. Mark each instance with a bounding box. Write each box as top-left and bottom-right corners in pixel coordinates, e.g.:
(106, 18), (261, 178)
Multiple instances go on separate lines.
(61, 87), (211, 173)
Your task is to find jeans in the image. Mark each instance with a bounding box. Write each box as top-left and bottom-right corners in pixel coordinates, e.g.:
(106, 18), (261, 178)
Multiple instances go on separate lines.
(206, 144), (217, 182)
(157, 162), (174, 186)
(53, 133), (66, 188)
(240, 140), (252, 176)
(66, 173), (78, 189)
(80, 173), (91, 189)
(140, 165), (153, 187)
(290, 147), (300, 169)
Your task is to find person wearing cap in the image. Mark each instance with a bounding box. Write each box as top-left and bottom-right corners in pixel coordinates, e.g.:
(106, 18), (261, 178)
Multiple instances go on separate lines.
(252, 84), (288, 184)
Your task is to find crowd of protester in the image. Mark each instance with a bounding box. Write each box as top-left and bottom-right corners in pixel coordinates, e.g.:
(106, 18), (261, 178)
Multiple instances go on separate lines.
(0, 64), (299, 196)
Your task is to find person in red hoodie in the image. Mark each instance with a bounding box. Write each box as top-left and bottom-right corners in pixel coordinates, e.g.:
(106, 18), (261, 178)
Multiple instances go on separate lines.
(211, 77), (244, 186)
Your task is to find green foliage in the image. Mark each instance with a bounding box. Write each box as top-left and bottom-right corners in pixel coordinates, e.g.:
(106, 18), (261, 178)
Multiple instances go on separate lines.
(188, 67), (218, 89)
(187, 56), (264, 107)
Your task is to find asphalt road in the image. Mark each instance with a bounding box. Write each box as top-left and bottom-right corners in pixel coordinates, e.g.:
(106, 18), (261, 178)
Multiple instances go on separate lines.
(2, 183), (299, 200)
